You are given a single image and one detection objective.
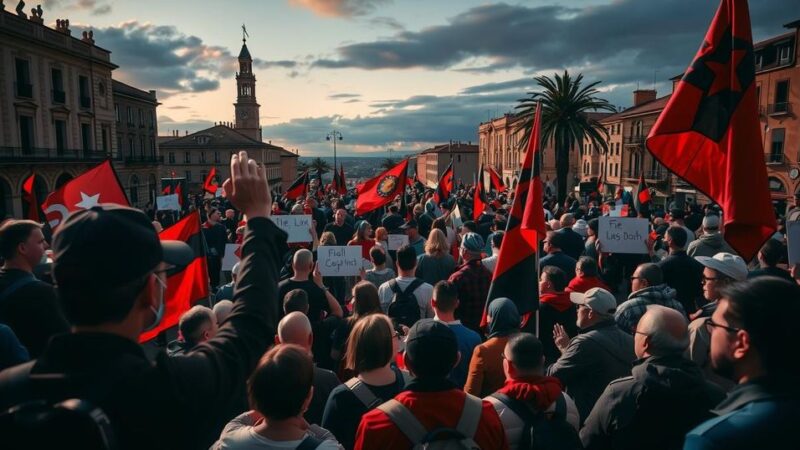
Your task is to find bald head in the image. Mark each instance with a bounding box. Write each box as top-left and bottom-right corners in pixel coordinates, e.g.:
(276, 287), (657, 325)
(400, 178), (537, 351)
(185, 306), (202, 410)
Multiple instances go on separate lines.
(560, 213), (575, 228)
(636, 305), (689, 358)
(277, 311), (313, 351)
(292, 249), (314, 274)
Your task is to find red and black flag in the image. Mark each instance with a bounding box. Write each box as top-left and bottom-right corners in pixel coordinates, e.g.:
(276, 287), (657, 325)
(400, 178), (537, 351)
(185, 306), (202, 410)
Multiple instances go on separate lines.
(634, 173), (651, 214)
(22, 172), (41, 222)
(483, 102), (546, 327)
(487, 166), (507, 193)
(433, 161), (453, 205)
(285, 170), (310, 200)
(356, 159), (409, 216)
(140, 211), (209, 343)
(473, 164), (488, 221)
(646, 0), (774, 260)
(203, 167), (219, 195)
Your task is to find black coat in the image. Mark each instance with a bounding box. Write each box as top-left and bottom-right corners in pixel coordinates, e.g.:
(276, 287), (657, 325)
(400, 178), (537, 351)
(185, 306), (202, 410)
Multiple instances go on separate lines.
(657, 251), (704, 314)
(559, 228), (586, 261)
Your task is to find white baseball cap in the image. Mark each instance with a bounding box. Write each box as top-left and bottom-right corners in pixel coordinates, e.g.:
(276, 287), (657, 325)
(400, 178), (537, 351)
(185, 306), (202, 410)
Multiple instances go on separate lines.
(695, 252), (747, 281)
(569, 287), (617, 315)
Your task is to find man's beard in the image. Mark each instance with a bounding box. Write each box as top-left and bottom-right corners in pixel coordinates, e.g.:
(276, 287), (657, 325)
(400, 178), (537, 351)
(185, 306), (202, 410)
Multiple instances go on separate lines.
(711, 352), (736, 380)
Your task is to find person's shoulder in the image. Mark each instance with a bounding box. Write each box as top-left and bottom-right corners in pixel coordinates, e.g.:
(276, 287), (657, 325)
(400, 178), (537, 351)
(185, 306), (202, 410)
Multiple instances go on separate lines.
(315, 366), (341, 386)
(684, 410), (745, 448)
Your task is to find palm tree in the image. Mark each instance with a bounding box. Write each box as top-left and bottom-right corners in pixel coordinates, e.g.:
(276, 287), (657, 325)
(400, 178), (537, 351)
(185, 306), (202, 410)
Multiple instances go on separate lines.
(381, 158), (398, 170)
(515, 70), (616, 202)
(309, 157), (331, 174)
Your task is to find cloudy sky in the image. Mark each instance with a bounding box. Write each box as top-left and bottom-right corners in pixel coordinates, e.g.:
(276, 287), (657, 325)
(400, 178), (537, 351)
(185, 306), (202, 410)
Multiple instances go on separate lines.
(44, 0), (796, 156)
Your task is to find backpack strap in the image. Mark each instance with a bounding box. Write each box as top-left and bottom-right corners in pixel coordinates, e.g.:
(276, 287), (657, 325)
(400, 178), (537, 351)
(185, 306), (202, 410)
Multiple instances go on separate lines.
(0, 274), (37, 304)
(344, 377), (380, 409)
(454, 394), (483, 440)
(296, 434), (324, 450)
(376, 399), (428, 445)
(388, 279), (401, 295)
(490, 392), (536, 423)
(403, 278), (424, 296)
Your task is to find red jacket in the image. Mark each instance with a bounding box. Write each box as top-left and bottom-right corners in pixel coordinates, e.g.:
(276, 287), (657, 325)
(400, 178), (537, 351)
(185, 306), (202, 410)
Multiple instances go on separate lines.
(565, 275), (610, 294)
(354, 384), (509, 450)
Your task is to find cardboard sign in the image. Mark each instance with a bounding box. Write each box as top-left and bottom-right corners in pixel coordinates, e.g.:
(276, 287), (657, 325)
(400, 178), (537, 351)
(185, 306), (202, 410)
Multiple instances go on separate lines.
(788, 221), (800, 266)
(270, 215), (313, 243)
(598, 217), (649, 254)
(317, 246), (363, 276)
(156, 194), (180, 211)
(222, 244), (240, 271)
(387, 234), (409, 250)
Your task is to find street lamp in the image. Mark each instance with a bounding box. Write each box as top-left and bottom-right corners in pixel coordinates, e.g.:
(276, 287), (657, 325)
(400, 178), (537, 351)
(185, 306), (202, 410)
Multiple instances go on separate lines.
(326, 131), (343, 174)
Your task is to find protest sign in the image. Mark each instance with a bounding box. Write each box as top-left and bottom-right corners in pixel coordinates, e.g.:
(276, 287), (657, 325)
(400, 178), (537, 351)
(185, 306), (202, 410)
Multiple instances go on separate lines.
(598, 217), (649, 254)
(222, 244), (240, 271)
(317, 246), (362, 276)
(270, 215), (312, 243)
(387, 234), (409, 250)
(156, 194), (180, 211)
(788, 221), (800, 266)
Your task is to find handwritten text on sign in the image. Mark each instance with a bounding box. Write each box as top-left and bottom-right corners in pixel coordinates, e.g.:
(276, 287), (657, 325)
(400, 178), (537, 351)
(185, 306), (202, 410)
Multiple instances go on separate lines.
(598, 217), (649, 254)
(317, 246), (363, 277)
(270, 215), (312, 243)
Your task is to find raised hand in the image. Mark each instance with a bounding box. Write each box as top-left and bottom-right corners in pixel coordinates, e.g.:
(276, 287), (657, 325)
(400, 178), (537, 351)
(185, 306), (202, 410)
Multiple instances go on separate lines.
(553, 323), (571, 353)
(222, 151), (271, 219)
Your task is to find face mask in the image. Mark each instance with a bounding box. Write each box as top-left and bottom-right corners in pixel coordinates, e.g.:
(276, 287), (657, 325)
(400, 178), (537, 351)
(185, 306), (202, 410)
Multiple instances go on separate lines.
(143, 274), (167, 332)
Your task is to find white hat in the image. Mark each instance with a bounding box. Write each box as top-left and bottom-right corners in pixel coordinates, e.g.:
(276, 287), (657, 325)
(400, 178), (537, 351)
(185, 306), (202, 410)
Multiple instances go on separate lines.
(570, 288), (617, 315)
(702, 214), (721, 230)
(572, 219), (589, 238)
(695, 252), (747, 281)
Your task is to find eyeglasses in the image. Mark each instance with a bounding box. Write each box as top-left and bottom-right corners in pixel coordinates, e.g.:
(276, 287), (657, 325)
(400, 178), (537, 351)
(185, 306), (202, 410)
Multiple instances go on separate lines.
(701, 276), (719, 284)
(704, 318), (741, 334)
(630, 276), (645, 281)
(631, 328), (649, 337)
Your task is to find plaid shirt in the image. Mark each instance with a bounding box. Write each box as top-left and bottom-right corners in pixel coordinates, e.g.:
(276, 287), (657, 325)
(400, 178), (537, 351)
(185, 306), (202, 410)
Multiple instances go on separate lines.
(615, 284), (686, 333)
(449, 259), (492, 332)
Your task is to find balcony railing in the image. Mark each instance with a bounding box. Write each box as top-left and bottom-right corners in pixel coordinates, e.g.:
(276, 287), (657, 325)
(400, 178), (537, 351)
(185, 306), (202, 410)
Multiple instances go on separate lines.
(15, 82), (33, 98)
(765, 153), (786, 165)
(80, 96), (91, 108)
(122, 154), (163, 164)
(767, 102), (791, 116)
(52, 89), (66, 104)
(622, 169), (669, 182)
(0, 147), (109, 162)
(624, 136), (646, 146)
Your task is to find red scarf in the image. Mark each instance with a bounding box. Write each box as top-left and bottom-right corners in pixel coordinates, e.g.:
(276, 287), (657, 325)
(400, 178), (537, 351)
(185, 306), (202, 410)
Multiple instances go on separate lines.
(497, 376), (563, 411)
(540, 291), (573, 312)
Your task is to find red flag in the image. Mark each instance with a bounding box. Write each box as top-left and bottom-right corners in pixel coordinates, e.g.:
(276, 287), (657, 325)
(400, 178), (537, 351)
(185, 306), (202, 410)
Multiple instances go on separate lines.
(635, 173), (651, 213)
(487, 166), (507, 193)
(162, 185), (172, 195)
(484, 102), (544, 326)
(139, 211), (209, 342)
(433, 161), (453, 205)
(175, 183), (184, 207)
(473, 165), (487, 221)
(285, 170), (310, 200)
(356, 159), (408, 216)
(646, 0), (774, 260)
(22, 173), (40, 222)
(203, 167), (218, 195)
(42, 160), (129, 230)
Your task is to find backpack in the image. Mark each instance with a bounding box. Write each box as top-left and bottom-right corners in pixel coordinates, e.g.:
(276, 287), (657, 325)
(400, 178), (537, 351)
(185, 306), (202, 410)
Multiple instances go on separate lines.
(387, 278), (424, 327)
(344, 366), (409, 409)
(489, 392), (581, 450)
(377, 393), (483, 449)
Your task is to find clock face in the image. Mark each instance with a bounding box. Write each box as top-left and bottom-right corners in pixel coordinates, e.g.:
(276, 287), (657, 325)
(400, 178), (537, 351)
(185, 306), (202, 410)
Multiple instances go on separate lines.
(790, 168), (799, 180)
(240, 111), (249, 120)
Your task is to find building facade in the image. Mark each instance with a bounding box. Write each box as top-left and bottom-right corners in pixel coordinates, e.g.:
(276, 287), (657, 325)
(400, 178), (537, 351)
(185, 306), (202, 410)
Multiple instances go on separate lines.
(415, 142), (478, 188)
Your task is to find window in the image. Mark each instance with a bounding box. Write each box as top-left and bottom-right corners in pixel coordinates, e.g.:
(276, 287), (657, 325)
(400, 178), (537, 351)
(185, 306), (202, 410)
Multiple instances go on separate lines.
(184, 152), (190, 163)
(200, 152), (206, 163)
(151, 138), (156, 157)
(101, 126), (109, 152)
(769, 177), (785, 192)
(779, 46), (791, 63)
(168, 152), (176, 163)
(15, 59), (32, 98)
(138, 109), (144, 127)
(200, 171), (207, 184)
(98, 82), (106, 96)
(139, 136), (145, 157)
(51, 69), (64, 103)
(117, 135), (123, 154)
(185, 170), (192, 182)
(127, 106), (134, 126)
(128, 137), (135, 158)
(79, 76), (91, 108)
(115, 104), (120, 123)
(769, 128), (785, 163)
(214, 151), (220, 163)
(54, 120), (67, 153)
(773, 80), (789, 113)
(81, 123), (92, 151)
(129, 175), (139, 205)
(755, 53), (763, 68)
(149, 111), (154, 129)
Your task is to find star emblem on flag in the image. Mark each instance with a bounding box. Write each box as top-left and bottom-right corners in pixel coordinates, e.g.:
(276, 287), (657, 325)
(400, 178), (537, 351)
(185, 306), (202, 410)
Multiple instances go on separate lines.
(75, 192), (101, 209)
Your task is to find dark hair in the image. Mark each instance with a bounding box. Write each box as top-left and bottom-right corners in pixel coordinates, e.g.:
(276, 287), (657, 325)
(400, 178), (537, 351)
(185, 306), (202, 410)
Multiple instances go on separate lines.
(720, 277), (800, 375)
(433, 280), (458, 312)
(637, 263), (663, 285)
(351, 281), (381, 322)
(431, 217), (447, 234)
(345, 314), (394, 373)
(396, 245), (417, 271)
(666, 226), (688, 249)
(60, 273), (149, 326)
(546, 231), (565, 250)
(248, 344), (314, 420)
(0, 219), (42, 260)
(542, 266), (568, 291)
(389, 205), (399, 213)
(759, 239), (785, 267)
(490, 231), (504, 249)
(462, 221), (477, 233)
(283, 288), (309, 314)
(369, 245), (386, 266)
(178, 306), (215, 345)
(577, 256), (598, 277)
(588, 218), (599, 234)
(506, 333), (544, 372)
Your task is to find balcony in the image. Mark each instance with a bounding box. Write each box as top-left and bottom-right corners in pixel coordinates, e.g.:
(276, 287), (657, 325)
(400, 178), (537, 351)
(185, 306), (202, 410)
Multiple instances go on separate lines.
(80, 96), (91, 108)
(123, 154), (163, 164)
(15, 82), (33, 98)
(767, 102), (791, 116)
(52, 90), (66, 104)
(0, 147), (109, 163)
(765, 153), (787, 165)
(624, 136), (646, 146)
(622, 169), (670, 182)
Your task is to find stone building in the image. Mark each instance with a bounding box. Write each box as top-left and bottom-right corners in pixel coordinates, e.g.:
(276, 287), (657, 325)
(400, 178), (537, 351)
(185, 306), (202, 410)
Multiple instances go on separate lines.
(415, 142), (478, 188)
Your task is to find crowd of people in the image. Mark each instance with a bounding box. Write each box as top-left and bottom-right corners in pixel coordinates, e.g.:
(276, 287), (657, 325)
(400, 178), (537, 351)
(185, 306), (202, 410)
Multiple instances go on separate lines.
(0, 150), (798, 450)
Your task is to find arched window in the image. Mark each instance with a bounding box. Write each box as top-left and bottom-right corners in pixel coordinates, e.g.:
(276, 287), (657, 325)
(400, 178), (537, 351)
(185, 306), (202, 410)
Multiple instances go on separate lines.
(20, 175), (48, 217)
(768, 177), (785, 193)
(148, 174), (157, 202)
(130, 174), (140, 205)
(55, 172), (73, 189)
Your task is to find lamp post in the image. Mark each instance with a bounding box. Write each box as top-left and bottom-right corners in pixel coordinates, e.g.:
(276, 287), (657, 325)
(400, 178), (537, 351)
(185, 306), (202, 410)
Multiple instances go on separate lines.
(326, 131), (343, 175)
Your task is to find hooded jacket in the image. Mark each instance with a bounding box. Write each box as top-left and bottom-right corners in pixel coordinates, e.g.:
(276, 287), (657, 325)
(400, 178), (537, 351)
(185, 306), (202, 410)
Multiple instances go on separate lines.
(615, 285), (686, 334)
(464, 298), (519, 397)
(580, 355), (724, 450)
(686, 232), (736, 258)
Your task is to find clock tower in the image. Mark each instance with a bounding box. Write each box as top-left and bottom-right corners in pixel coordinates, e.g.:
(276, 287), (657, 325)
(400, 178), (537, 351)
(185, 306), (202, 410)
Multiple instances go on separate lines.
(234, 35), (261, 141)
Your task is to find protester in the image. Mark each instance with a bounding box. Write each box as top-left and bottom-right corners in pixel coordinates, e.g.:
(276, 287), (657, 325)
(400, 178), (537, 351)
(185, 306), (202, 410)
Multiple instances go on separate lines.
(215, 261), (240, 302)
(401, 220), (426, 256)
(448, 232), (492, 332)
(566, 256), (609, 293)
(548, 288), (636, 421)
(378, 245), (434, 323)
(584, 219), (600, 260)
(330, 281), (382, 369)
(168, 305), (218, 356)
(415, 228), (456, 285)
(486, 333), (580, 450)
(558, 213), (585, 261)
(747, 238), (793, 282)
(431, 280), (481, 388)
(657, 226), (704, 314)
(581, 306), (724, 450)
(684, 278), (800, 450)
(322, 314), (407, 450)
(668, 209), (695, 246)
(372, 226), (394, 269)
(213, 300), (234, 325)
(538, 266), (579, 363)
(203, 207), (228, 289)
(348, 220), (375, 260)
(359, 246), (395, 288)
(324, 209), (355, 249)
(276, 312), (341, 426)
(283, 288), (310, 315)
(481, 230), (503, 273)
(277, 249), (344, 324)
(0, 151), (286, 449)
(354, 319), (509, 450)
(381, 205), (404, 234)
(465, 297), (520, 397)
(212, 345), (342, 450)
(615, 263), (685, 333)
(540, 231), (578, 281)
(0, 219), (69, 357)
(686, 214), (735, 258)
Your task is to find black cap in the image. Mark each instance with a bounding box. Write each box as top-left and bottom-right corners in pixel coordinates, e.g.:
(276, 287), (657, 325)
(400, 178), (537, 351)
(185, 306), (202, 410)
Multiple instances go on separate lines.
(53, 205), (194, 288)
(405, 319), (458, 376)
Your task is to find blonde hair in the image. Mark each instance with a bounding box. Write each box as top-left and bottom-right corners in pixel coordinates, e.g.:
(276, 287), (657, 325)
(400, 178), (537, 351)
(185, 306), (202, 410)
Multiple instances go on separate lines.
(425, 228), (449, 257)
(320, 231), (337, 246)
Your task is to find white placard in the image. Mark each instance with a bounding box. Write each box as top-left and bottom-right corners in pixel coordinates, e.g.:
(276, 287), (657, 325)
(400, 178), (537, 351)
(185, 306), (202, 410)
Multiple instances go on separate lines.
(270, 215), (313, 243)
(216, 187), (224, 198)
(317, 246), (363, 277)
(451, 203), (464, 228)
(156, 194), (180, 211)
(788, 221), (800, 266)
(222, 244), (240, 271)
(387, 234), (409, 250)
(598, 217), (649, 254)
